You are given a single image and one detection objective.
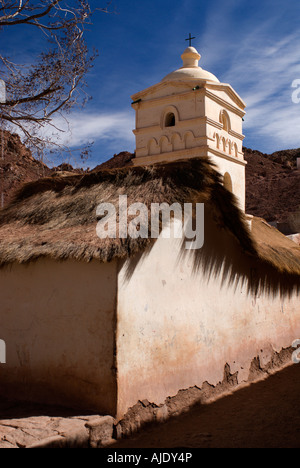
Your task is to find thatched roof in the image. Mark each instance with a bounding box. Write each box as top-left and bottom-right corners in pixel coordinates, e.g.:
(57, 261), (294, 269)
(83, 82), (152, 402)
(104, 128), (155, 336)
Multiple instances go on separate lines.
(251, 217), (300, 275)
(0, 157), (299, 282)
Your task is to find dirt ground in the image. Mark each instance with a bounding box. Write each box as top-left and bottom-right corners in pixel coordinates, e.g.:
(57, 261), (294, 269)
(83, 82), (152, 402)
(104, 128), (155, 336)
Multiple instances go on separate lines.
(113, 364), (300, 449)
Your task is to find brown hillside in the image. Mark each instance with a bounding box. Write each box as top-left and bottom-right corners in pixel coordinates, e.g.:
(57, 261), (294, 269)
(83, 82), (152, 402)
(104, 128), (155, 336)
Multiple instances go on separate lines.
(0, 131), (51, 207)
(244, 147), (300, 224)
(0, 132), (89, 207)
(92, 151), (134, 171)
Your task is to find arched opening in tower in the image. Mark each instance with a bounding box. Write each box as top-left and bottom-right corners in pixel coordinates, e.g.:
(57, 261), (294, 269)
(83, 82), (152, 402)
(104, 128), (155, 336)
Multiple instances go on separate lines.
(165, 113), (176, 127)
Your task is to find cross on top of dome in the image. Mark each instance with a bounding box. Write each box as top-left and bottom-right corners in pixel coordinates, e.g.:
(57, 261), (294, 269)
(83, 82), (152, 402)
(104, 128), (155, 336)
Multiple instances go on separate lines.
(185, 33), (196, 47)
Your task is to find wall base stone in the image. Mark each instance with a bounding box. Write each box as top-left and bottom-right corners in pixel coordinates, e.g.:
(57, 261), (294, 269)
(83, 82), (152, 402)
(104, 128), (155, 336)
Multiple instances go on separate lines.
(114, 347), (294, 440)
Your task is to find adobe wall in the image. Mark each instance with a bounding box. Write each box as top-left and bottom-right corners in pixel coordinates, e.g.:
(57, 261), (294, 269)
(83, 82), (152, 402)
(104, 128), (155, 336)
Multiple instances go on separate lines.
(116, 217), (300, 420)
(0, 258), (118, 414)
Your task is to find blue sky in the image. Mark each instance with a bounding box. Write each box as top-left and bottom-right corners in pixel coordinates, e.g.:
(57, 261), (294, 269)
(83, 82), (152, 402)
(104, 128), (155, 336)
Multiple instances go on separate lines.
(3, 0), (300, 167)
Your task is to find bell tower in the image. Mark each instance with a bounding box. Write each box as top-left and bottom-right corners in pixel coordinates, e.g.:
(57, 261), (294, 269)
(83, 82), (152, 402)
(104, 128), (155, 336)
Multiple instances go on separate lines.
(131, 46), (247, 211)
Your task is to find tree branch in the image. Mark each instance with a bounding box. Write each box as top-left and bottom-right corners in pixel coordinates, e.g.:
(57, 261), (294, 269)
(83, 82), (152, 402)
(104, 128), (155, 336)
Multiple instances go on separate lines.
(0, 1), (110, 159)
(4, 85), (62, 106)
(0, 0), (62, 26)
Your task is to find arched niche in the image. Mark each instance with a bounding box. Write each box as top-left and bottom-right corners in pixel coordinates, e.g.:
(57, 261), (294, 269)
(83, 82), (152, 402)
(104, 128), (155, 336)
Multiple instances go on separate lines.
(171, 133), (183, 151)
(184, 131), (195, 149)
(222, 137), (227, 152)
(219, 110), (231, 133)
(223, 172), (233, 193)
(159, 135), (171, 153)
(148, 138), (159, 156)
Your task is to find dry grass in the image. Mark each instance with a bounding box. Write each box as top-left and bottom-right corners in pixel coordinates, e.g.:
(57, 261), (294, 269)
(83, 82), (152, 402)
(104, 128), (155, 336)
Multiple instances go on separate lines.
(251, 217), (300, 275)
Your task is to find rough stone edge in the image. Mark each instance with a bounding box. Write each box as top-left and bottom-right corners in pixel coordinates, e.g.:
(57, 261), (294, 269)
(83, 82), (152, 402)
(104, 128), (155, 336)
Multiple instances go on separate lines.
(114, 346), (295, 440)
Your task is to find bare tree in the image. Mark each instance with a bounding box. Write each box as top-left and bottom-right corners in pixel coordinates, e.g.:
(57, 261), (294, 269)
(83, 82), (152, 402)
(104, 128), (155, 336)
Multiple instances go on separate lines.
(0, 0), (112, 157)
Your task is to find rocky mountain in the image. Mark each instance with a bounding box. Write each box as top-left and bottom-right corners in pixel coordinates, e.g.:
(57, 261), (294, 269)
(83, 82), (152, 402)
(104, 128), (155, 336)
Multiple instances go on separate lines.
(0, 131), (88, 207)
(0, 131), (52, 207)
(244, 147), (300, 233)
(92, 151), (134, 171)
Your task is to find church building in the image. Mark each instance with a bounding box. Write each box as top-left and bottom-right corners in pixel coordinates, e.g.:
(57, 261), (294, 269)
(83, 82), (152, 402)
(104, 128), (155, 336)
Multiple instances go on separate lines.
(131, 45), (246, 209)
(0, 44), (299, 424)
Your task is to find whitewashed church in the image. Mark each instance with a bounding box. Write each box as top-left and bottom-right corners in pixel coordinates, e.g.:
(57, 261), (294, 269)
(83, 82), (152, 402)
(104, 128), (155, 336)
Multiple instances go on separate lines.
(0, 43), (299, 422)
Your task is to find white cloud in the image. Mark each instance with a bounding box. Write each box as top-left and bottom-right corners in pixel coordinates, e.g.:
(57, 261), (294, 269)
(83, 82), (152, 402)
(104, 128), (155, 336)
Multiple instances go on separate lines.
(201, 4), (300, 151)
(233, 33), (300, 150)
(46, 111), (135, 149)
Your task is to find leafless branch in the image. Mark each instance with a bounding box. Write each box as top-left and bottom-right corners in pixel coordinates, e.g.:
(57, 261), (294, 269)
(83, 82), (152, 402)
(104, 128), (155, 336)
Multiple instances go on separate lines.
(0, 0), (112, 158)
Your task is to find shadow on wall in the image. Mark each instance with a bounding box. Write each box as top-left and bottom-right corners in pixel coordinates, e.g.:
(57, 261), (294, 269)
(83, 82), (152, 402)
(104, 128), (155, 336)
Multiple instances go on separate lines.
(123, 193), (300, 300)
(179, 206), (300, 299)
